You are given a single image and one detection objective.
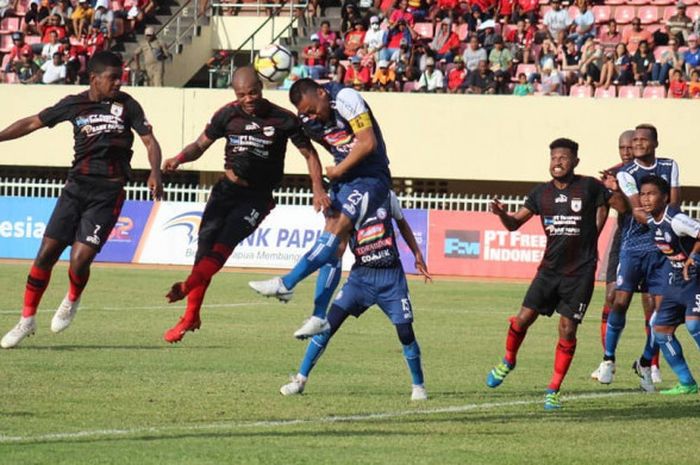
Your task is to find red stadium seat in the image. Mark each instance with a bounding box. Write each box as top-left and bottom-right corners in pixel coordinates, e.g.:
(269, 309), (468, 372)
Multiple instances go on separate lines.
(24, 35), (40, 46)
(651, 0), (673, 4)
(643, 85), (667, 98)
(684, 0), (700, 4)
(614, 6), (636, 23)
(607, 0), (625, 4)
(654, 45), (670, 61)
(502, 24), (516, 39)
(402, 81), (417, 92)
(4, 71), (18, 83)
(618, 85), (642, 98)
(512, 63), (537, 81)
(569, 84), (593, 97)
(638, 6), (659, 23)
(645, 24), (662, 34)
(567, 5), (580, 20)
(594, 86), (617, 98)
(414, 22), (434, 39)
(0, 17), (20, 33)
(626, 0), (649, 5)
(0, 33), (13, 52)
(663, 6), (677, 20)
(540, 5), (553, 17)
(455, 23), (469, 41)
(592, 5), (611, 23)
(687, 6), (700, 20)
(1, 52), (11, 70)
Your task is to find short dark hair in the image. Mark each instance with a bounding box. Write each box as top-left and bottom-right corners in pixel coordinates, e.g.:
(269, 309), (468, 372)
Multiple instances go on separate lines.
(639, 175), (670, 196)
(289, 78), (322, 106)
(635, 123), (658, 142)
(87, 51), (122, 74)
(549, 138), (579, 157)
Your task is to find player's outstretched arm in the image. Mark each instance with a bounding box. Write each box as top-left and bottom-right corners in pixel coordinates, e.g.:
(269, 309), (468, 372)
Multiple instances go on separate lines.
(326, 126), (376, 181)
(299, 145), (331, 212)
(490, 198), (532, 231)
(163, 132), (214, 173)
(396, 216), (432, 283)
(0, 115), (45, 143)
(140, 132), (163, 200)
(596, 204), (610, 234)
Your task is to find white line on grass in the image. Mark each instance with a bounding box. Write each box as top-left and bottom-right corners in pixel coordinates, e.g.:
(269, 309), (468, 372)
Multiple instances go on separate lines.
(0, 391), (631, 444)
(0, 303), (264, 314)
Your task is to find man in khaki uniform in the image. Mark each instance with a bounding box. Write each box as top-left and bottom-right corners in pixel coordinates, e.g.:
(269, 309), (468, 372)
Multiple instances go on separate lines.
(136, 26), (168, 86)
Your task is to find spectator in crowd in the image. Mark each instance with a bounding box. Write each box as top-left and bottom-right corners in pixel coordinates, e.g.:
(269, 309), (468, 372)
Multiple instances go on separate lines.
(391, 38), (414, 88)
(466, 59), (496, 93)
(135, 26), (168, 86)
(543, 0), (571, 42)
(124, 0), (145, 35)
(15, 50), (41, 84)
(389, 0), (415, 26)
(390, 36), (412, 66)
(430, 0), (458, 28)
(71, 0), (94, 40)
(653, 37), (682, 85)
(0, 0), (19, 19)
(344, 55), (371, 89)
(569, 0), (595, 50)
(93, 0), (116, 48)
(507, 18), (535, 63)
(206, 50), (232, 89)
(559, 37), (581, 88)
(631, 39), (655, 84)
(488, 34), (512, 93)
(364, 15), (389, 61)
(667, 68), (687, 97)
(530, 38), (557, 83)
(317, 20), (338, 50)
(611, 42), (634, 85)
(597, 48), (616, 89)
(40, 51), (66, 84)
(327, 56), (346, 83)
(340, 3), (361, 33)
(40, 14), (67, 43)
(683, 34), (700, 75)
(41, 30), (64, 61)
(462, 34), (487, 73)
(5, 32), (33, 73)
(578, 37), (603, 86)
(513, 72), (534, 95)
(302, 34), (328, 79)
(598, 19), (621, 53)
(416, 56), (444, 92)
(280, 51), (310, 90)
(64, 42), (88, 84)
(386, 19), (413, 58)
(471, 0), (497, 21)
(688, 68), (700, 97)
(412, 40), (430, 72)
(372, 59), (396, 90)
(85, 21), (106, 57)
(430, 18), (460, 62)
(666, 1), (693, 45)
(511, 0), (538, 25)
(23, 0), (50, 36)
(343, 20), (366, 57)
(446, 54), (467, 92)
(50, 0), (73, 30)
(623, 18), (653, 54)
(498, 0), (515, 24)
(540, 61), (562, 95)
(479, 20), (498, 53)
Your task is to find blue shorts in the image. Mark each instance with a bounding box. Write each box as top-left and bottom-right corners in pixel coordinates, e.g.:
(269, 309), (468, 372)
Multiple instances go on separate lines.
(654, 277), (700, 327)
(333, 265), (413, 325)
(329, 177), (390, 229)
(616, 249), (666, 295)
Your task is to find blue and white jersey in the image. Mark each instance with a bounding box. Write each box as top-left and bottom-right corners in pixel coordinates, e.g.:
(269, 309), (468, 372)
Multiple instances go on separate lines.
(647, 205), (700, 285)
(350, 191), (402, 269)
(299, 83), (391, 185)
(616, 158), (680, 253)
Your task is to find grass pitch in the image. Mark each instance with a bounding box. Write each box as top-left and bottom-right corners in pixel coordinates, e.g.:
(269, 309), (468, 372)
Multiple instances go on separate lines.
(0, 262), (699, 465)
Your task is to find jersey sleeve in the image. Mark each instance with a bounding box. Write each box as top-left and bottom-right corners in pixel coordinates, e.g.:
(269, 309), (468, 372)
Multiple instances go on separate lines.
(592, 178), (612, 207)
(125, 96), (152, 136)
(38, 95), (75, 128)
(334, 88), (373, 133)
(523, 184), (541, 215)
(389, 191), (404, 221)
(204, 105), (230, 141)
(288, 114), (313, 150)
(617, 171), (639, 197)
(671, 213), (700, 239)
(670, 160), (680, 187)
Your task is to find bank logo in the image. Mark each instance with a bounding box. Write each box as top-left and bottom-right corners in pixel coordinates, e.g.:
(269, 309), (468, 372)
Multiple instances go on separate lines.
(444, 230), (480, 258)
(163, 211), (202, 245)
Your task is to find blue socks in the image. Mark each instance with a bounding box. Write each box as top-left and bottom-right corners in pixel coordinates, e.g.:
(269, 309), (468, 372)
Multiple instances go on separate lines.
(687, 319), (700, 350)
(312, 258), (342, 318)
(282, 231), (339, 290)
(403, 341), (424, 386)
(641, 318), (658, 362)
(604, 310), (626, 359)
(299, 330), (331, 378)
(654, 330), (696, 386)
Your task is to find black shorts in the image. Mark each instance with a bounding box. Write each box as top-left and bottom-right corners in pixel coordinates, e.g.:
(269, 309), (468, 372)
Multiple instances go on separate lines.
(44, 176), (125, 252)
(605, 230), (622, 284)
(195, 177), (274, 262)
(522, 266), (596, 323)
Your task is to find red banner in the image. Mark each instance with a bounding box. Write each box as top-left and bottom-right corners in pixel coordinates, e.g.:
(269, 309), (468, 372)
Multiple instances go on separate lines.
(427, 211), (615, 280)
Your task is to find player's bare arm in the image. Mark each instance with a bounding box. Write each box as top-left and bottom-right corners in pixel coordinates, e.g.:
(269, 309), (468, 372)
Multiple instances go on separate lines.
(0, 115), (45, 142)
(626, 193), (648, 225)
(326, 125), (377, 181)
(140, 132), (164, 200)
(596, 204), (610, 234)
(683, 236), (700, 281)
(298, 145), (331, 212)
(163, 132), (214, 173)
(396, 216), (432, 283)
(490, 198), (533, 231)
(670, 186), (681, 208)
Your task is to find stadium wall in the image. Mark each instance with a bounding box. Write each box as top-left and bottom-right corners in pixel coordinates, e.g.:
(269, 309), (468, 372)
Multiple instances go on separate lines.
(0, 85), (697, 186)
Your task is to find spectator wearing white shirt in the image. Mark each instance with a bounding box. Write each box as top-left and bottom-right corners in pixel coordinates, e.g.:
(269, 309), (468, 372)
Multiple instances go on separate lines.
(364, 15), (389, 61)
(568, 1), (595, 50)
(41, 31), (63, 62)
(40, 52), (66, 84)
(416, 56), (444, 92)
(462, 35), (488, 74)
(543, 0), (572, 41)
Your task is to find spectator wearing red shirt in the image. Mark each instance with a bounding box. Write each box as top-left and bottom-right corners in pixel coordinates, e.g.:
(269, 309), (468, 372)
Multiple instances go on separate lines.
(343, 21), (366, 57)
(598, 19), (621, 53)
(668, 68), (687, 98)
(430, 18), (460, 61)
(389, 0), (415, 26)
(688, 69), (700, 98)
(40, 14), (67, 43)
(344, 55), (372, 89)
(623, 18), (653, 54)
(497, 0), (515, 23)
(511, 0), (537, 25)
(507, 18), (535, 63)
(431, 0), (458, 26)
(5, 32), (34, 73)
(303, 34), (328, 79)
(85, 21), (106, 57)
(471, 0), (497, 17)
(447, 54), (467, 92)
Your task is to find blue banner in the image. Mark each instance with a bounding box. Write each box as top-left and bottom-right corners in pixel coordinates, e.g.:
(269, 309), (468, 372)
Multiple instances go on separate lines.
(0, 197), (69, 260)
(396, 209), (428, 275)
(96, 201), (153, 263)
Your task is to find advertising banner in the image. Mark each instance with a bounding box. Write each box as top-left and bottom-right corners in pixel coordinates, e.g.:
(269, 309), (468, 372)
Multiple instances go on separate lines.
(427, 210), (615, 279)
(396, 209), (428, 275)
(0, 197), (69, 260)
(96, 201), (154, 263)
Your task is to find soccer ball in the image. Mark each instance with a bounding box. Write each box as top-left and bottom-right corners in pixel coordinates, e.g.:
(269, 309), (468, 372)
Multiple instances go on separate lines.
(254, 44), (292, 83)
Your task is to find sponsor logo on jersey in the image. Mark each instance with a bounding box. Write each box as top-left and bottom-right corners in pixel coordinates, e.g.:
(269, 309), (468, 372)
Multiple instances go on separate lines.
(555, 194), (568, 203)
(571, 198), (582, 212)
(323, 129), (353, 148)
(75, 113), (125, 137)
(244, 209), (261, 228)
(376, 207), (387, 220)
(245, 122), (260, 131)
(110, 103), (123, 117)
(444, 230), (480, 258)
(162, 211), (202, 245)
(357, 223), (385, 244)
(263, 126), (275, 137)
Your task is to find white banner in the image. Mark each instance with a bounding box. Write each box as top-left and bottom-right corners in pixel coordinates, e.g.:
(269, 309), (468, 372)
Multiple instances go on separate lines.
(136, 203), (354, 269)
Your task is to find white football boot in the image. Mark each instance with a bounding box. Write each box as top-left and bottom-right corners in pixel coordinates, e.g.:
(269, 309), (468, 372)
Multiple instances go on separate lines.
(651, 365), (662, 384)
(280, 374), (307, 396)
(51, 295), (80, 333)
(597, 360), (616, 384)
(1, 316), (37, 349)
(633, 359), (655, 393)
(293, 316), (330, 339)
(411, 384), (428, 401)
(248, 277), (293, 303)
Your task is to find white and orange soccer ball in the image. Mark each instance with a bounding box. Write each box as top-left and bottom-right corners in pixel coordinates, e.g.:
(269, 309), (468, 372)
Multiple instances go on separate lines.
(254, 44), (292, 83)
